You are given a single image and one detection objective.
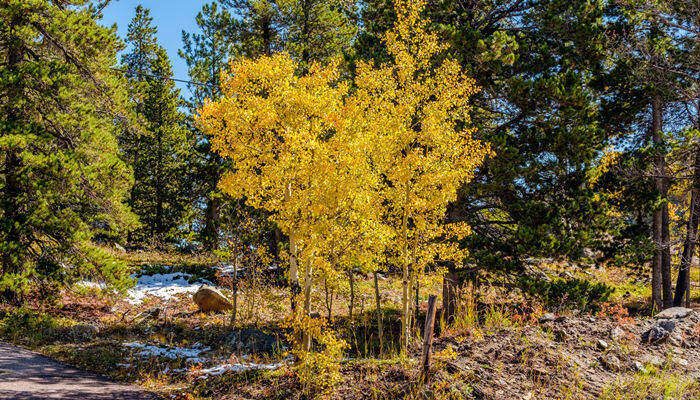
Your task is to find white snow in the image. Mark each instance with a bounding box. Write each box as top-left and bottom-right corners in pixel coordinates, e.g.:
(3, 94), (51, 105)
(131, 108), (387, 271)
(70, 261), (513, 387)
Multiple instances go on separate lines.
(126, 272), (211, 305)
(122, 341), (211, 363)
(194, 357), (292, 379)
(75, 280), (107, 289)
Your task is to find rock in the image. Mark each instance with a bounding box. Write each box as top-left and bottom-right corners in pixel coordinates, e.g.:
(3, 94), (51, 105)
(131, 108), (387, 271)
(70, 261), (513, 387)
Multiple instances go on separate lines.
(676, 358), (689, 368)
(641, 319), (676, 344)
(641, 354), (664, 367)
(611, 326), (625, 342)
(600, 354), (622, 372)
(539, 313), (556, 323)
(668, 334), (683, 347)
(225, 329), (279, 354)
(193, 285), (233, 313)
(69, 324), (98, 341)
(633, 361), (645, 372)
(554, 328), (568, 341)
(655, 307), (693, 320)
(597, 339), (608, 350)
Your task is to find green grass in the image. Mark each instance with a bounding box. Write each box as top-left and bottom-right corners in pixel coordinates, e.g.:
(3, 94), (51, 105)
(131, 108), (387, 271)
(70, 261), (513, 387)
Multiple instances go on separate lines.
(599, 365), (699, 400)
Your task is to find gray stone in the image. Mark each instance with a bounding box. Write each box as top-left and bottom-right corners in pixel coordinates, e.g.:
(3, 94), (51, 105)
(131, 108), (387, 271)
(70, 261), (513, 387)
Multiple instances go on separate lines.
(225, 329), (280, 354)
(641, 319), (676, 344)
(611, 326), (625, 342)
(641, 354), (664, 367)
(676, 358), (689, 368)
(655, 307), (693, 319)
(539, 313), (556, 323)
(597, 339), (608, 350)
(69, 324), (98, 342)
(633, 361), (645, 372)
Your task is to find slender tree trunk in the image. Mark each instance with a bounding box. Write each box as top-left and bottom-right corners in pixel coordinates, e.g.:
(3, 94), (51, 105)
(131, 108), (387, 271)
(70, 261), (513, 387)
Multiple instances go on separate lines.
(348, 269), (355, 319)
(155, 131), (164, 245)
(661, 205), (673, 308)
(651, 96), (668, 311)
(289, 229), (300, 312)
(324, 278), (333, 320)
(373, 271), (384, 355)
(203, 195), (220, 251)
(284, 184), (300, 312)
(302, 261), (314, 351)
(414, 282), (420, 334)
(400, 186), (411, 352)
(674, 106), (700, 307)
(230, 256), (239, 326)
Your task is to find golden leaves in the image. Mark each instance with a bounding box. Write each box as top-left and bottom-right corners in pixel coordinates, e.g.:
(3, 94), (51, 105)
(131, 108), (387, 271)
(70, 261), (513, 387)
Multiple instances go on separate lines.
(195, 0), (490, 291)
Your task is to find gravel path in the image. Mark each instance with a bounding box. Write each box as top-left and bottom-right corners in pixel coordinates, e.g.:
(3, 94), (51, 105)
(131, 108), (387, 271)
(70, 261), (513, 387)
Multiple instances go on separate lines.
(0, 341), (162, 399)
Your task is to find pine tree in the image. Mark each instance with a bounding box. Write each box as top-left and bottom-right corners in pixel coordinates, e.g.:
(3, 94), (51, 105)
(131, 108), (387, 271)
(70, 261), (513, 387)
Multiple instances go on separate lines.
(354, 0), (612, 319)
(0, 0), (136, 303)
(120, 6), (192, 247)
(180, 2), (238, 252)
(276, 0), (358, 68)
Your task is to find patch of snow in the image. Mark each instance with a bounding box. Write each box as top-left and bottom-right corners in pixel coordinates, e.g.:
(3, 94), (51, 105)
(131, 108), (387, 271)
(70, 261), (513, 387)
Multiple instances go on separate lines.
(75, 280), (107, 289)
(126, 272), (211, 305)
(194, 357), (292, 379)
(122, 341), (211, 363)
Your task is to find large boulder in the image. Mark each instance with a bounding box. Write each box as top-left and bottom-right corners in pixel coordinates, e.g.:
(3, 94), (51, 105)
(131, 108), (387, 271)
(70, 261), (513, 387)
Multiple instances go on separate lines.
(225, 329), (280, 354)
(655, 307), (693, 319)
(193, 285), (233, 313)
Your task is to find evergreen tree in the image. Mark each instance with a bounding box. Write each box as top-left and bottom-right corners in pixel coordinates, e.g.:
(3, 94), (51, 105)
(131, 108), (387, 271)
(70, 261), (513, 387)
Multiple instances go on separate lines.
(179, 2), (238, 251)
(354, 0), (612, 317)
(276, 0), (358, 68)
(0, 0), (136, 303)
(120, 6), (192, 247)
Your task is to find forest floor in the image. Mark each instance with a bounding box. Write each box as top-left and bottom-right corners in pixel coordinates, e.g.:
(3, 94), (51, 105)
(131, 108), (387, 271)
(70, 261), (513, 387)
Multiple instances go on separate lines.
(0, 251), (699, 399)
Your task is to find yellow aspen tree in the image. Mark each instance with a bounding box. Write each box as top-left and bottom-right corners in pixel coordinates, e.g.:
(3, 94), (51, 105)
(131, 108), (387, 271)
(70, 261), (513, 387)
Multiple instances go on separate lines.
(196, 54), (349, 317)
(347, 0), (491, 352)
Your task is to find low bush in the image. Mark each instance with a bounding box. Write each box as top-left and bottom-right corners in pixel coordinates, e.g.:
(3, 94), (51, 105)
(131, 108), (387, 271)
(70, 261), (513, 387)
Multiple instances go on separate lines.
(518, 276), (613, 312)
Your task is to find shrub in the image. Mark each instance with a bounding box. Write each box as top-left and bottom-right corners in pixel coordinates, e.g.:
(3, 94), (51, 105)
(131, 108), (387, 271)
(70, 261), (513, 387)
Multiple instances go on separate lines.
(283, 307), (347, 398)
(518, 276), (613, 312)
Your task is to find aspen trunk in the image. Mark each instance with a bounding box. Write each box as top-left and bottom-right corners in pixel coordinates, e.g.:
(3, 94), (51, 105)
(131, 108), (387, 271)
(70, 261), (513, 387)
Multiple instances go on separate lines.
(374, 271), (384, 355)
(230, 257), (239, 327)
(414, 283), (420, 334)
(324, 278), (333, 320)
(302, 261), (314, 351)
(348, 270), (355, 319)
(421, 295), (438, 384)
(285, 184), (301, 312)
(289, 230), (300, 311)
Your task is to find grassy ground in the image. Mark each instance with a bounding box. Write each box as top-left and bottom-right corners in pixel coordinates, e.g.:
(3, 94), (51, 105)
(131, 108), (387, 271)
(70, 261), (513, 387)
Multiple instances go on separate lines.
(1, 253), (699, 399)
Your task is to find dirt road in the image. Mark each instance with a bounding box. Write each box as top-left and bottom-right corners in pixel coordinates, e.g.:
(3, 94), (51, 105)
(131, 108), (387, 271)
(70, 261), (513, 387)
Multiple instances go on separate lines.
(0, 341), (161, 399)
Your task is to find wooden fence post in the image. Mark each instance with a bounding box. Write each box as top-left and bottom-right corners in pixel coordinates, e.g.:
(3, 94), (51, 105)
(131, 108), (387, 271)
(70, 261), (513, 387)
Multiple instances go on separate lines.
(421, 294), (438, 384)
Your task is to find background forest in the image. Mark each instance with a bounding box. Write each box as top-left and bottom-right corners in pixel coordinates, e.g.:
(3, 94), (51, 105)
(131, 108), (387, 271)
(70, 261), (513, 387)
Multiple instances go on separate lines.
(1, 0), (700, 399)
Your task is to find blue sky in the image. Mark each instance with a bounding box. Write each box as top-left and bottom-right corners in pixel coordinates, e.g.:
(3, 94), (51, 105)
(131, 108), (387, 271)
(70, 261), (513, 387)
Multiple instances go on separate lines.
(100, 0), (212, 96)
